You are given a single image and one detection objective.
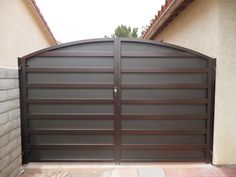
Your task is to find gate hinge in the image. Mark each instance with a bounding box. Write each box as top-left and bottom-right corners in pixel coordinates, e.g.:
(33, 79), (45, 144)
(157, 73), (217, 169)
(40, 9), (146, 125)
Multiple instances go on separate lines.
(19, 64), (22, 71)
(209, 150), (213, 160)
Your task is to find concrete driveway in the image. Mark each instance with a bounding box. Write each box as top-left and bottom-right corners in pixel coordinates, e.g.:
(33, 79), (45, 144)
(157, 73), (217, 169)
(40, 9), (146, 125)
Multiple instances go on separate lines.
(19, 163), (236, 177)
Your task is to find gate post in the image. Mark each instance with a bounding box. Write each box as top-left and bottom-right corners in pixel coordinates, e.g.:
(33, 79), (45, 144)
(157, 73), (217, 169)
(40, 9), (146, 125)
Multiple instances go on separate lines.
(18, 57), (29, 164)
(113, 39), (122, 164)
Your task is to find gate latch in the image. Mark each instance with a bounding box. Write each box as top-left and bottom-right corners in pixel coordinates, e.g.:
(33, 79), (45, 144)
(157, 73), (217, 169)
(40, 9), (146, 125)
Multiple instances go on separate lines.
(114, 87), (118, 97)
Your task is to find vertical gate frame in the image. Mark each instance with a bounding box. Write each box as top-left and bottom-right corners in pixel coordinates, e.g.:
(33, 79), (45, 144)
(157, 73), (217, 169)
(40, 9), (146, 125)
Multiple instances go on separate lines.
(206, 59), (213, 162)
(209, 59), (216, 162)
(18, 57), (29, 164)
(113, 39), (122, 164)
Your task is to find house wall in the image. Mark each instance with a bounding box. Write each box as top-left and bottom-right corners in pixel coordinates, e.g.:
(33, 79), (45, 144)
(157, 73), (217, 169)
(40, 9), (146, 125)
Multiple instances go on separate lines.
(153, 0), (236, 165)
(0, 68), (21, 177)
(0, 1), (54, 176)
(0, 0), (52, 68)
(213, 0), (236, 165)
(154, 0), (218, 58)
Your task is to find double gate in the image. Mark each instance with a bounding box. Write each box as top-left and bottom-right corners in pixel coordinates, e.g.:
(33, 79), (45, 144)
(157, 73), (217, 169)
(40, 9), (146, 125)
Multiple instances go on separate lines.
(19, 38), (215, 163)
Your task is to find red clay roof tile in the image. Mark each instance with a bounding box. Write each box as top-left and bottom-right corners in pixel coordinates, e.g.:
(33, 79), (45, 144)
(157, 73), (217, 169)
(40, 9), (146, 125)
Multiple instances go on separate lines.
(143, 0), (194, 39)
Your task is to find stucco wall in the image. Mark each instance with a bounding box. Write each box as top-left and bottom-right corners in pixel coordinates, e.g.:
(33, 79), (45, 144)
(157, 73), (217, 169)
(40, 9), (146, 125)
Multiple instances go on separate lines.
(0, 68), (21, 177)
(0, 0), (52, 68)
(153, 0), (236, 165)
(213, 0), (236, 165)
(154, 0), (218, 58)
(0, 1), (54, 176)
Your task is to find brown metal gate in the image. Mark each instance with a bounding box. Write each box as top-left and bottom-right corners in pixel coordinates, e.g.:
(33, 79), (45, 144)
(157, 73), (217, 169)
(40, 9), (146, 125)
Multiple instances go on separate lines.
(19, 38), (215, 163)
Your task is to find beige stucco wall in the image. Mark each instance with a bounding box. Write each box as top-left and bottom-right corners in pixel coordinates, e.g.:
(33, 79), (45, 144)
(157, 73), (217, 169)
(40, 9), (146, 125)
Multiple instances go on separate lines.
(0, 0), (52, 68)
(213, 0), (236, 165)
(154, 0), (218, 58)
(153, 0), (236, 165)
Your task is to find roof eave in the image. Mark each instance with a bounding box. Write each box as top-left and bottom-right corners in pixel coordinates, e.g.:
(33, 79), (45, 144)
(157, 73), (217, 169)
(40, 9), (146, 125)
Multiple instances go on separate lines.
(25, 0), (57, 46)
(143, 0), (194, 40)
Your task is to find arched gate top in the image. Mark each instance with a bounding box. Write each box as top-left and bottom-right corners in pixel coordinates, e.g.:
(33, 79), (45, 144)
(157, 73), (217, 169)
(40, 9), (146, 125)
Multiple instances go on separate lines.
(20, 38), (214, 61)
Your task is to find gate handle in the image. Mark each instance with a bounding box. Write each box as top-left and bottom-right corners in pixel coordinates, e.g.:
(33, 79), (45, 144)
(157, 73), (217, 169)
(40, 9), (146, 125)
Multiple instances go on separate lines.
(114, 87), (118, 97)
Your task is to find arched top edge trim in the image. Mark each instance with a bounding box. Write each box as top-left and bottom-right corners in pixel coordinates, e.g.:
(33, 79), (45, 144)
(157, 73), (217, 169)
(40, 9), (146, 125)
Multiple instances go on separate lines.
(20, 38), (214, 61)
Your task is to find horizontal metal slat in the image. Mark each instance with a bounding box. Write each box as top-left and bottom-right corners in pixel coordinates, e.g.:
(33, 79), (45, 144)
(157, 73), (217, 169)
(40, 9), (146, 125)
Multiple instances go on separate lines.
(29, 144), (114, 150)
(30, 159), (115, 162)
(120, 159), (207, 162)
(121, 51), (198, 58)
(121, 144), (207, 150)
(26, 98), (114, 104)
(26, 67), (114, 73)
(121, 99), (208, 105)
(29, 129), (114, 135)
(121, 114), (207, 120)
(27, 83), (114, 89)
(122, 83), (208, 89)
(122, 68), (208, 73)
(27, 114), (114, 120)
(122, 130), (207, 135)
(37, 51), (114, 57)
